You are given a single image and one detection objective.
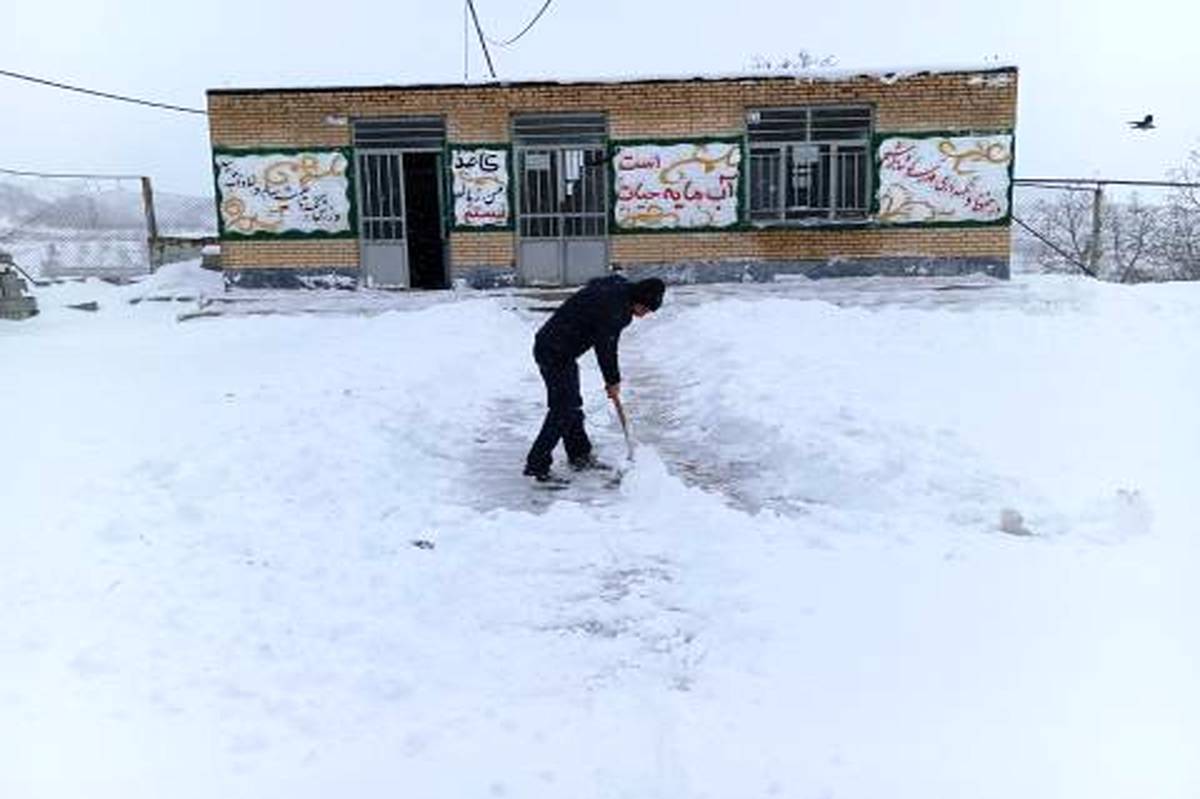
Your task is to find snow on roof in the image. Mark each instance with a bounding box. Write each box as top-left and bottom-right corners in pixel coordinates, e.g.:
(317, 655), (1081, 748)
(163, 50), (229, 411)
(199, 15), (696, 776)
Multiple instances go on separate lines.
(207, 63), (1017, 96)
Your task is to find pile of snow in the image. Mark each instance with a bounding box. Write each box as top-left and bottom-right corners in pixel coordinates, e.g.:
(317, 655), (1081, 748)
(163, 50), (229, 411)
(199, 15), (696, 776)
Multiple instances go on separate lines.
(126, 258), (225, 300)
(19, 259), (224, 320)
(636, 278), (1189, 541)
(2, 274), (1198, 798)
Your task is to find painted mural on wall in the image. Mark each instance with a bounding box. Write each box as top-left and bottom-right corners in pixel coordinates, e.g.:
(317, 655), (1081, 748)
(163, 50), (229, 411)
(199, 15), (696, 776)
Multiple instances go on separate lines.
(214, 150), (353, 236)
(613, 141), (741, 230)
(450, 147), (510, 228)
(875, 133), (1013, 224)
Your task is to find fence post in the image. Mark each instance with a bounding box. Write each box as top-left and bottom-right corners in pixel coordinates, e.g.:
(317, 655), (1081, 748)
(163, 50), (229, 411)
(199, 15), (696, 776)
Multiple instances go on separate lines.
(140, 176), (159, 273)
(1088, 183), (1104, 277)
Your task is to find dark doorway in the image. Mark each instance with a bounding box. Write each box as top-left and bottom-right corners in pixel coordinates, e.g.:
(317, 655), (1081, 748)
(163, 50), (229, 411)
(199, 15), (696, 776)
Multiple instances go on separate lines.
(402, 152), (447, 289)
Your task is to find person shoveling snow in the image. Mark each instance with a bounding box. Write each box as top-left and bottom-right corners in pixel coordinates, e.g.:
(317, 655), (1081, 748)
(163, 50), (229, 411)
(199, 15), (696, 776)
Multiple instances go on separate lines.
(523, 274), (665, 485)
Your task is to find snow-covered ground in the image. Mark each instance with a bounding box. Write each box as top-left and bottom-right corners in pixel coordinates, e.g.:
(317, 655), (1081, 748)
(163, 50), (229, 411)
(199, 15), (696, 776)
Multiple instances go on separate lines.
(3, 263), (1198, 798)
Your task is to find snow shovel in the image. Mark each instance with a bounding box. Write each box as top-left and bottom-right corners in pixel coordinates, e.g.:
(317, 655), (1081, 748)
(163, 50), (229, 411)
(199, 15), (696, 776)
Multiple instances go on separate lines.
(610, 393), (635, 462)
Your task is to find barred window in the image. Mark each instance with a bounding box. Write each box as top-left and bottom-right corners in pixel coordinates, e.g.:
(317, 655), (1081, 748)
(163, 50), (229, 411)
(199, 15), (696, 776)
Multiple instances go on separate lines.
(747, 106), (872, 224)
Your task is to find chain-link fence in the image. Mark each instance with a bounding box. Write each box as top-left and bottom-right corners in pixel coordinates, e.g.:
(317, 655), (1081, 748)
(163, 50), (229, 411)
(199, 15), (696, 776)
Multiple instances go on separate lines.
(1012, 180), (1200, 282)
(0, 168), (216, 281)
(149, 189), (219, 272)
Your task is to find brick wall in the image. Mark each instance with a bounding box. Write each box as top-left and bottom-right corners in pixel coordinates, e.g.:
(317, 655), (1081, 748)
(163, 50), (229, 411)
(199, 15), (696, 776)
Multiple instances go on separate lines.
(612, 226), (1010, 263)
(221, 239), (358, 268)
(208, 70), (1017, 146)
(449, 231), (513, 267)
(208, 68), (1017, 281)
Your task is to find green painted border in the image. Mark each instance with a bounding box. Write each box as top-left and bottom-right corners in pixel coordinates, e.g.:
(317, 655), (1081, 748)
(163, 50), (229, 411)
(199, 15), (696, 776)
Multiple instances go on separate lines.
(870, 129), (1016, 229)
(607, 137), (747, 235)
(212, 146), (358, 241)
(445, 143), (516, 233)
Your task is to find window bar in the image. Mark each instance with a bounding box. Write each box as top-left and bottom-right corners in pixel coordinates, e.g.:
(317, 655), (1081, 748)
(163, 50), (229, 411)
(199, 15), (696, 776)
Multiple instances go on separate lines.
(544, 151), (553, 237)
(382, 155), (392, 238)
(523, 152), (532, 236)
(829, 145), (840, 220)
(368, 155), (379, 238)
(531, 153), (539, 238)
(586, 153), (595, 236)
(384, 154), (394, 226)
(777, 145), (787, 221)
(356, 154), (367, 238)
(523, 152), (531, 236)
(528, 152), (536, 237)
(388, 156), (394, 239)
(399, 155), (407, 237)
(544, 150), (554, 238)
(396, 154), (407, 241)
(378, 154), (388, 224)
(856, 150), (864, 212)
(537, 151), (546, 237)
(382, 155), (391, 239)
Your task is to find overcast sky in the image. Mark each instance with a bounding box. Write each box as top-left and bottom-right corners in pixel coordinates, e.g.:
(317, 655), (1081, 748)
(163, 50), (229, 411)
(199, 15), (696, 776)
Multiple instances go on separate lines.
(3, 0), (1196, 196)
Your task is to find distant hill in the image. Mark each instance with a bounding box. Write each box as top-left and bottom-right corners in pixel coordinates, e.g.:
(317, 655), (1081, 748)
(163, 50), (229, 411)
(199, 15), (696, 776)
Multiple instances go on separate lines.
(0, 182), (44, 228)
(0, 178), (216, 236)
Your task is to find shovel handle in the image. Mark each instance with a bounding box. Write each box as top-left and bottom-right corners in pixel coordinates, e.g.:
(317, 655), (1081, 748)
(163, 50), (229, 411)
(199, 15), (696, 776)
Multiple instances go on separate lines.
(610, 394), (635, 460)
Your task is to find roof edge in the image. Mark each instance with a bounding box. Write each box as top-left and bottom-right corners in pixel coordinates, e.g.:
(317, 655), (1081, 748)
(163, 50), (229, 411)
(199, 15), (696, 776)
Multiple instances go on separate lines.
(206, 65), (1018, 97)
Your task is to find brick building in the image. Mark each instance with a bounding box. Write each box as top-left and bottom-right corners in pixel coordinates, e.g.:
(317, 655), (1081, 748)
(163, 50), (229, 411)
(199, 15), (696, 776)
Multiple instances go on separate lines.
(206, 66), (1018, 289)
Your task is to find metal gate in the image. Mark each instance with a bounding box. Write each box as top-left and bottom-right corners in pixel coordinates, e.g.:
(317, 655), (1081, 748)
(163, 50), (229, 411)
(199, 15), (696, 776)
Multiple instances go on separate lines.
(354, 117), (447, 288)
(514, 113), (609, 286)
(357, 150), (408, 287)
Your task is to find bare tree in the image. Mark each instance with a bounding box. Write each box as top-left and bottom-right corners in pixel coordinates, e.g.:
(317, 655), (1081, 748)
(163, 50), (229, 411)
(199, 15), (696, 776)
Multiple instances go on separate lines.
(1163, 146), (1200, 279)
(1017, 188), (1176, 281)
(1022, 190), (1095, 273)
(1161, 204), (1200, 279)
(1168, 147), (1200, 211)
(1105, 194), (1163, 282)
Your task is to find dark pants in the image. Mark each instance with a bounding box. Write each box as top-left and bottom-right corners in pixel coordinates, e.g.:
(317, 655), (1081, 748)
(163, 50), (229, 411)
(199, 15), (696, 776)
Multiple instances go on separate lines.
(525, 348), (592, 474)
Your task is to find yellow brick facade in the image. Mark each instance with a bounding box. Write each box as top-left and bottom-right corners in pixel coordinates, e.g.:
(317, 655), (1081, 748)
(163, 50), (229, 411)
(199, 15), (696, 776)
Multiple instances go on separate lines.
(448, 231), (513, 268)
(208, 68), (1017, 282)
(208, 71), (1017, 147)
(611, 227), (1011, 263)
(221, 240), (359, 268)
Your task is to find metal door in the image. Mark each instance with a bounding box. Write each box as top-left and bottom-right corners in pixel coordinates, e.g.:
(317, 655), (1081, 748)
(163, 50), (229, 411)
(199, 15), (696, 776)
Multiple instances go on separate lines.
(514, 113), (609, 286)
(357, 150), (408, 288)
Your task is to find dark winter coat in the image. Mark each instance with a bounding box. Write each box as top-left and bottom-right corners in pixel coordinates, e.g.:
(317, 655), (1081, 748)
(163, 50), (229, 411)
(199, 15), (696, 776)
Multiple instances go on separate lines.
(534, 274), (633, 387)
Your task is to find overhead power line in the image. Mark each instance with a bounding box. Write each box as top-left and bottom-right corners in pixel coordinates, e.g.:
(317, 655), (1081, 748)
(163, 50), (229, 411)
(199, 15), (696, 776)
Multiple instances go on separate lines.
(1015, 177), (1200, 189)
(486, 0), (556, 47)
(0, 166), (145, 180)
(0, 68), (207, 115)
(465, 0), (498, 79)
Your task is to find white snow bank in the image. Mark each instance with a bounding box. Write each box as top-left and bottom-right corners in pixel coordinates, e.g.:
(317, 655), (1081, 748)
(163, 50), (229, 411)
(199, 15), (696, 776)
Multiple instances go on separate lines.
(127, 258), (225, 299)
(2, 274), (1198, 799)
(18, 259), (224, 323)
(637, 274), (1199, 543)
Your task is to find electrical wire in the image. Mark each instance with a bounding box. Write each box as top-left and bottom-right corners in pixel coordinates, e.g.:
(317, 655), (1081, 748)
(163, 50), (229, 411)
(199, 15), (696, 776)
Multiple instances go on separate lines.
(0, 68), (206, 115)
(485, 0), (556, 47)
(465, 0), (498, 79)
(0, 166), (144, 180)
(1011, 214), (1097, 278)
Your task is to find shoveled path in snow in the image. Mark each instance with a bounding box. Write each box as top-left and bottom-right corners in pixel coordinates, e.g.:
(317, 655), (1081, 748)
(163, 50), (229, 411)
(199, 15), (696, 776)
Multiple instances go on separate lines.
(458, 294), (650, 514)
(423, 292), (720, 695)
(485, 276), (1064, 519)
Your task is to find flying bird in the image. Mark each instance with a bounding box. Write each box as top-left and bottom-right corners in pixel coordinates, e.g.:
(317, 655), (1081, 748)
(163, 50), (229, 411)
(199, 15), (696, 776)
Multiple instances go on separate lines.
(1128, 114), (1155, 130)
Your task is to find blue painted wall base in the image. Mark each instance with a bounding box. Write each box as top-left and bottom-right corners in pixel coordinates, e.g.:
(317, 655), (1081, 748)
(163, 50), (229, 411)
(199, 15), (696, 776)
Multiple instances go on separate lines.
(225, 256), (1009, 290)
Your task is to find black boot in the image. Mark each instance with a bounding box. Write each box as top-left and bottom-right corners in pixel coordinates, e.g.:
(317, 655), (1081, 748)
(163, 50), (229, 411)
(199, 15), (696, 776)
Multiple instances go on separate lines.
(524, 464), (570, 486)
(569, 453), (613, 472)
